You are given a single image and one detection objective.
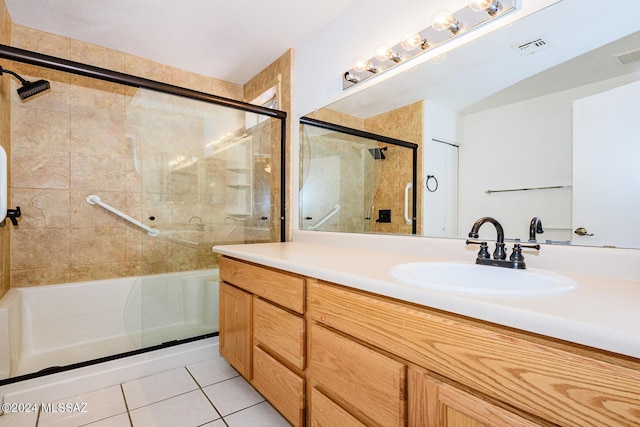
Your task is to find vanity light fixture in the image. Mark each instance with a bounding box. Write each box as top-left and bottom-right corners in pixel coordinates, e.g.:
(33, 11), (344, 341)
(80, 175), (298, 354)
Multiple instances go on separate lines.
(343, 0), (516, 90)
(431, 9), (462, 34)
(469, 0), (502, 16)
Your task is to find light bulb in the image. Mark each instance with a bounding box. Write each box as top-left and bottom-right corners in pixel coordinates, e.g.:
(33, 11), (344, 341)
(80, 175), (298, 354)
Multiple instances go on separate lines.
(431, 9), (461, 34)
(401, 32), (422, 51)
(375, 45), (391, 61)
(469, 0), (501, 15)
(353, 58), (379, 74)
(353, 57), (368, 72)
(375, 44), (402, 63)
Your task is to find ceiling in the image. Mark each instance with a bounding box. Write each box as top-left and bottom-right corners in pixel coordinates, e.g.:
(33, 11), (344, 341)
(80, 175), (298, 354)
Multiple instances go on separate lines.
(3, 0), (358, 84)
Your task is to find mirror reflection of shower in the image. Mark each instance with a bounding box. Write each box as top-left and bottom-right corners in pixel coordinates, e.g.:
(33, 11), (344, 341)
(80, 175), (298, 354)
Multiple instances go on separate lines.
(368, 146), (387, 160)
(299, 118), (418, 234)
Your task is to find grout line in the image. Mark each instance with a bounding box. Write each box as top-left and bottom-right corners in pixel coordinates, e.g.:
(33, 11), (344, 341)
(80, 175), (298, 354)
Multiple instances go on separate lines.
(221, 400), (268, 418)
(120, 384), (134, 427)
(185, 366), (228, 426)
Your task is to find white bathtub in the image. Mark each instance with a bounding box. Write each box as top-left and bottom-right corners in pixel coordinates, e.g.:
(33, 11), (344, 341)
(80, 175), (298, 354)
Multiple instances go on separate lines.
(0, 269), (219, 380)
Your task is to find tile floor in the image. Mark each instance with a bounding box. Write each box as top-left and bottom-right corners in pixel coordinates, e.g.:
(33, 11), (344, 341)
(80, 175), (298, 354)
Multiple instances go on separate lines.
(0, 356), (291, 427)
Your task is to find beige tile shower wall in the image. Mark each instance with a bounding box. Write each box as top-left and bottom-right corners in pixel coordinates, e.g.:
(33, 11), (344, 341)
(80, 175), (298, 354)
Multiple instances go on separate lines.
(0, 0), (11, 298)
(244, 49), (292, 241)
(365, 101), (423, 235)
(8, 25), (243, 287)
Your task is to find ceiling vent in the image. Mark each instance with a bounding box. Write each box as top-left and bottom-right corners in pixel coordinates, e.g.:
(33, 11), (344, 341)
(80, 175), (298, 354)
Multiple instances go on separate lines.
(614, 47), (640, 65)
(512, 37), (551, 57)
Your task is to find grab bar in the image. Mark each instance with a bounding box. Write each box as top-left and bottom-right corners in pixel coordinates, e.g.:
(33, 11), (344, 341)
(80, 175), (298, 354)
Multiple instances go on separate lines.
(86, 195), (159, 237)
(308, 204), (340, 230)
(404, 182), (412, 225)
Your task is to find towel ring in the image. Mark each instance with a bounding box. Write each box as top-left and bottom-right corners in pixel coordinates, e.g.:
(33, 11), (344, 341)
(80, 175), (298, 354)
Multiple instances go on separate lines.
(426, 175), (438, 192)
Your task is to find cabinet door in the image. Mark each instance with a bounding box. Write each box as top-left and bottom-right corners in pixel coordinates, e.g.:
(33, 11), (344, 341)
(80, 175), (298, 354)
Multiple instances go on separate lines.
(408, 369), (545, 427)
(310, 323), (406, 427)
(219, 282), (252, 379)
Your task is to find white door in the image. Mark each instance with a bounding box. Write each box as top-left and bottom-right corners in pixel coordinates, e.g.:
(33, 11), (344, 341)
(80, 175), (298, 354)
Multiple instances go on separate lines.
(424, 139), (459, 238)
(573, 79), (640, 248)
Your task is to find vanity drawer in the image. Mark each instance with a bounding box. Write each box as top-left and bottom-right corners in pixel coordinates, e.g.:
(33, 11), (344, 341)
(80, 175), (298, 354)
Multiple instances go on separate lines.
(254, 296), (305, 370)
(219, 257), (305, 313)
(252, 345), (305, 427)
(310, 323), (406, 427)
(310, 387), (367, 427)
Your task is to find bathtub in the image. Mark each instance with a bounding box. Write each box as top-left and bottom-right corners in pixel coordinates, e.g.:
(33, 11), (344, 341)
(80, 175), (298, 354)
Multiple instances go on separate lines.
(0, 269), (219, 380)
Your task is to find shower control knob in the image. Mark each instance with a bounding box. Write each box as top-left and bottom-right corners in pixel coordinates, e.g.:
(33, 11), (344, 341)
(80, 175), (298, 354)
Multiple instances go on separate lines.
(6, 206), (21, 226)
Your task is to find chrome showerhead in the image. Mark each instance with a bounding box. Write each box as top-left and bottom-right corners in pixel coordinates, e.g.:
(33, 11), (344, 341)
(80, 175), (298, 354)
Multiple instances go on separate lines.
(0, 65), (51, 100)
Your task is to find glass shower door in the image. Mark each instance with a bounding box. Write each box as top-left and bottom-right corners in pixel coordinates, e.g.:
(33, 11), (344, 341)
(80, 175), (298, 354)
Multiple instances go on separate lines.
(124, 88), (282, 349)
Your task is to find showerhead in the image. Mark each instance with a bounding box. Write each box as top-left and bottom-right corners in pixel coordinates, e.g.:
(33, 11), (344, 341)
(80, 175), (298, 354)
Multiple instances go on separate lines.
(368, 146), (388, 160)
(17, 79), (51, 100)
(0, 65), (51, 100)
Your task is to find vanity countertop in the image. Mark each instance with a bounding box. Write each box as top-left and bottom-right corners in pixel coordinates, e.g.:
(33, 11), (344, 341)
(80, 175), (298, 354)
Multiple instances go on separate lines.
(212, 241), (640, 359)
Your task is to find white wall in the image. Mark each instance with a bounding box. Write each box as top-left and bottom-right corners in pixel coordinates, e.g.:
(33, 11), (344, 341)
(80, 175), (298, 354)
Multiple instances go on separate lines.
(459, 73), (640, 243)
(423, 101), (463, 237)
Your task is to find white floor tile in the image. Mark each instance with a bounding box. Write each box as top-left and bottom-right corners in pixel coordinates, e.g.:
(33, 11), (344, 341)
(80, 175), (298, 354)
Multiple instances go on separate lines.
(38, 385), (127, 427)
(129, 390), (219, 427)
(0, 410), (37, 427)
(186, 357), (238, 387)
(81, 413), (131, 426)
(203, 376), (264, 416)
(224, 402), (290, 427)
(2, 355), (289, 427)
(122, 367), (198, 410)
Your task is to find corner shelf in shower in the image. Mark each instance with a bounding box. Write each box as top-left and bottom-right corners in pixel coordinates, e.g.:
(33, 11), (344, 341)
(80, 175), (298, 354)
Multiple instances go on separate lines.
(225, 137), (253, 219)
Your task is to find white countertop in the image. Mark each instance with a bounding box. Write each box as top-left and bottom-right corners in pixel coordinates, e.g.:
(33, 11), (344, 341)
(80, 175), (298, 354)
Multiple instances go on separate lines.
(213, 239), (640, 359)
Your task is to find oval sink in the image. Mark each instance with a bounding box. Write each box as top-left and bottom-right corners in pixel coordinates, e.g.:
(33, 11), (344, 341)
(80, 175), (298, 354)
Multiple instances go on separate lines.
(388, 262), (579, 296)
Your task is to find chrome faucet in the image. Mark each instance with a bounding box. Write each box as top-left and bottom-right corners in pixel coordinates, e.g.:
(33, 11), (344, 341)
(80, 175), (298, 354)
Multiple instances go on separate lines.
(466, 216), (539, 269)
(529, 217), (544, 242)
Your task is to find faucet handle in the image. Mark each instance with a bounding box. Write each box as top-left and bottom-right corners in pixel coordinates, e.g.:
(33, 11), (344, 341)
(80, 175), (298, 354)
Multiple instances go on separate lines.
(466, 239), (490, 259)
(509, 243), (540, 262)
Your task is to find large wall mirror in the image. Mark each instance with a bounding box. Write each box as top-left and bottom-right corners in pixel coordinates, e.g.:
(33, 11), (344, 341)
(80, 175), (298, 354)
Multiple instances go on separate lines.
(300, 0), (640, 249)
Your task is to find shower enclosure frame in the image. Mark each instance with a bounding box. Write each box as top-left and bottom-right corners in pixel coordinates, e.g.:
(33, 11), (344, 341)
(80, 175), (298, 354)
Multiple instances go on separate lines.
(0, 43), (287, 243)
(0, 44), (287, 385)
(300, 116), (418, 234)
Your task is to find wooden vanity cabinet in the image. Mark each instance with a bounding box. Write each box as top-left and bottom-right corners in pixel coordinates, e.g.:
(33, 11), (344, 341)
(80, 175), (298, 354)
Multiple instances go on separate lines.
(219, 257), (306, 426)
(220, 256), (640, 427)
(308, 280), (640, 427)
